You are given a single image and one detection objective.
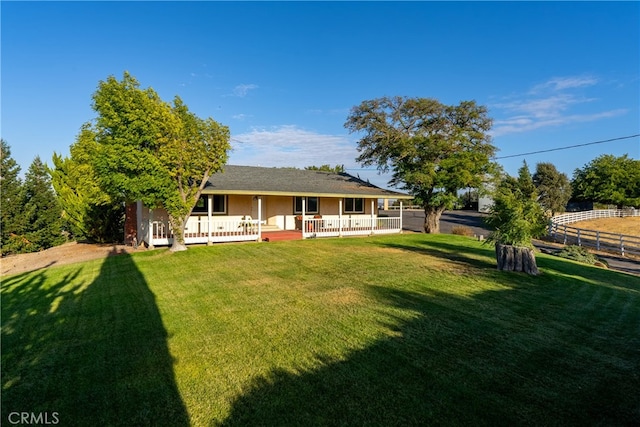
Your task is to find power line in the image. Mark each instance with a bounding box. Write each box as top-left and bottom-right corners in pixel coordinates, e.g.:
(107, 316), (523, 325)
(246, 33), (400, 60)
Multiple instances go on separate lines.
(492, 134), (639, 160)
(230, 133), (639, 167)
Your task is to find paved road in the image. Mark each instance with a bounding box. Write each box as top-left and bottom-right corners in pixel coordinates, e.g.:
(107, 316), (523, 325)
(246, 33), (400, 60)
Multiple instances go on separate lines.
(383, 209), (490, 237)
(383, 209), (640, 276)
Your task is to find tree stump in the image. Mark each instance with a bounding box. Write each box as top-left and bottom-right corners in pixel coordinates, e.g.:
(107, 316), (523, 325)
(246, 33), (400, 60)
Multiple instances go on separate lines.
(495, 243), (539, 275)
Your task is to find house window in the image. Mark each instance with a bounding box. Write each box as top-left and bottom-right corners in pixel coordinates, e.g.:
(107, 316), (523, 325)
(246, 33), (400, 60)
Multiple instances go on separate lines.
(212, 195), (227, 214)
(192, 195), (227, 214)
(294, 197), (319, 214)
(192, 196), (208, 213)
(344, 198), (364, 213)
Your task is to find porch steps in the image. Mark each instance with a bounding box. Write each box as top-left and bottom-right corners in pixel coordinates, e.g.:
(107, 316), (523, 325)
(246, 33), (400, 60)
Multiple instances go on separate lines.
(261, 229), (303, 242)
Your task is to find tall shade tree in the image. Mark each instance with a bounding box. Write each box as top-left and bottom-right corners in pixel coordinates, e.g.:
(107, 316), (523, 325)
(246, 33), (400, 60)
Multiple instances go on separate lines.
(84, 72), (230, 251)
(0, 140), (26, 255)
(345, 96), (496, 233)
(50, 127), (125, 243)
(21, 157), (66, 251)
(572, 154), (640, 209)
(533, 162), (571, 217)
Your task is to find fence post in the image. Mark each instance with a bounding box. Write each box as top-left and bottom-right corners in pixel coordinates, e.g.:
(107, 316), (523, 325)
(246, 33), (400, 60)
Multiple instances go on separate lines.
(620, 236), (625, 257)
(577, 229), (581, 246)
(596, 231), (600, 251)
(563, 225), (567, 245)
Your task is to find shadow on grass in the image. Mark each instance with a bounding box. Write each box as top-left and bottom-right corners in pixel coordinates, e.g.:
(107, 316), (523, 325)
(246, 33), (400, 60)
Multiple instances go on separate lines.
(378, 236), (497, 271)
(1, 249), (189, 426)
(219, 243), (640, 426)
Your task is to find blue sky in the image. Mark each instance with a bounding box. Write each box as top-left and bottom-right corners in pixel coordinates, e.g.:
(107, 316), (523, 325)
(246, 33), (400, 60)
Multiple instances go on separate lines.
(2, 1), (639, 190)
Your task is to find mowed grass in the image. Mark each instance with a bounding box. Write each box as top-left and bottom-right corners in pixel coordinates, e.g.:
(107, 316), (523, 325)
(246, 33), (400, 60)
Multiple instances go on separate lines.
(572, 216), (640, 236)
(2, 234), (640, 426)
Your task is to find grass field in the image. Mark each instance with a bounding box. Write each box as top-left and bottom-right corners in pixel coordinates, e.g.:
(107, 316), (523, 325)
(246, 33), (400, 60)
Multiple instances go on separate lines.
(572, 216), (640, 236)
(2, 234), (639, 426)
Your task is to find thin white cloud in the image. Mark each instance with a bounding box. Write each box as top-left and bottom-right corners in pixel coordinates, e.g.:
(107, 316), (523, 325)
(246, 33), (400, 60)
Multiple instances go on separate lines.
(495, 94), (595, 119)
(492, 109), (627, 137)
(232, 84), (259, 97)
(529, 75), (598, 93)
(232, 114), (252, 120)
(490, 75), (626, 137)
(229, 125), (358, 169)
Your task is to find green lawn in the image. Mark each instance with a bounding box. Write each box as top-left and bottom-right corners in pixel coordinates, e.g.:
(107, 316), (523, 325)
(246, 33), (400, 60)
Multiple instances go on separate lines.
(2, 234), (639, 426)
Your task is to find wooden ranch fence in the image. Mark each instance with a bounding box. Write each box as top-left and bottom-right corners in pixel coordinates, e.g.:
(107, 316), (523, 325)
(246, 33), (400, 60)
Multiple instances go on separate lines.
(548, 209), (640, 257)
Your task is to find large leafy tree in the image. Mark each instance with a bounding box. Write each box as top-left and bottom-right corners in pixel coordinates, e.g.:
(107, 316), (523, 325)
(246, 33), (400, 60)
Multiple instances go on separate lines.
(572, 154), (640, 208)
(159, 97), (230, 251)
(83, 72), (230, 251)
(345, 96), (497, 233)
(532, 162), (571, 217)
(0, 140), (27, 255)
(51, 127), (125, 242)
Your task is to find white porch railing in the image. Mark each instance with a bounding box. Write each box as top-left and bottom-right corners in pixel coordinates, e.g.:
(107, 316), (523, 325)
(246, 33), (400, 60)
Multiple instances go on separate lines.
(151, 218), (261, 246)
(149, 215), (404, 246)
(385, 205), (421, 211)
(302, 216), (402, 238)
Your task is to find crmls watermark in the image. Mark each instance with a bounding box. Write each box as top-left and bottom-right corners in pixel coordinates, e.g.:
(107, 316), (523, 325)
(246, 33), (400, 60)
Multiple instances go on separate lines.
(7, 412), (60, 425)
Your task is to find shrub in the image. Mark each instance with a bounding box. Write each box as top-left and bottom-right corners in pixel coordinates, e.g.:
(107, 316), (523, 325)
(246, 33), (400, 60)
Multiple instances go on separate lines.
(451, 226), (473, 236)
(485, 163), (548, 248)
(554, 245), (608, 267)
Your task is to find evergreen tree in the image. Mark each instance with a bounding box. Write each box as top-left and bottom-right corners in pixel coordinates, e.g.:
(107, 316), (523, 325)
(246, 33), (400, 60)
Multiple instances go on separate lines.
(21, 157), (66, 251)
(533, 162), (571, 216)
(0, 140), (27, 255)
(50, 127), (124, 243)
(516, 160), (536, 200)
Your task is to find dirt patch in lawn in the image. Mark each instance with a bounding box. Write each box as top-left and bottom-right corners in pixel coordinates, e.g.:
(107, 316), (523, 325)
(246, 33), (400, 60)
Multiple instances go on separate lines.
(1, 241), (140, 276)
(571, 217), (640, 236)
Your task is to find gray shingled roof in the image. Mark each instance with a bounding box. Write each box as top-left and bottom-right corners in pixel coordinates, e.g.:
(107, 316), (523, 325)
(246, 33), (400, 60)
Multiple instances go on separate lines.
(202, 165), (412, 199)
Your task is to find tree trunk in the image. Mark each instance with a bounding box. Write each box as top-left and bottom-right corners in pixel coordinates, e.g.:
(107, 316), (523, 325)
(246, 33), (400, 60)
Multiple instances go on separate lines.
(423, 206), (445, 233)
(495, 243), (539, 275)
(169, 215), (188, 252)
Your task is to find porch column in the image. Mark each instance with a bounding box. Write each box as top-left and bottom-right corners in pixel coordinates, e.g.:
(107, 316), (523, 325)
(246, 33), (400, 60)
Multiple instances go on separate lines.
(257, 196), (262, 242)
(302, 197), (306, 239)
(136, 200), (143, 247)
(338, 199), (343, 237)
(399, 200), (403, 233)
(371, 199), (375, 235)
(207, 194), (213, 245)
(148, 208), (154, 250)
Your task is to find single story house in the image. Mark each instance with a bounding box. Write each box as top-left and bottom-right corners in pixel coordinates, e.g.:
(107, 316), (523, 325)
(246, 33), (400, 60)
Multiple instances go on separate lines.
(131, 165), (413, 247)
